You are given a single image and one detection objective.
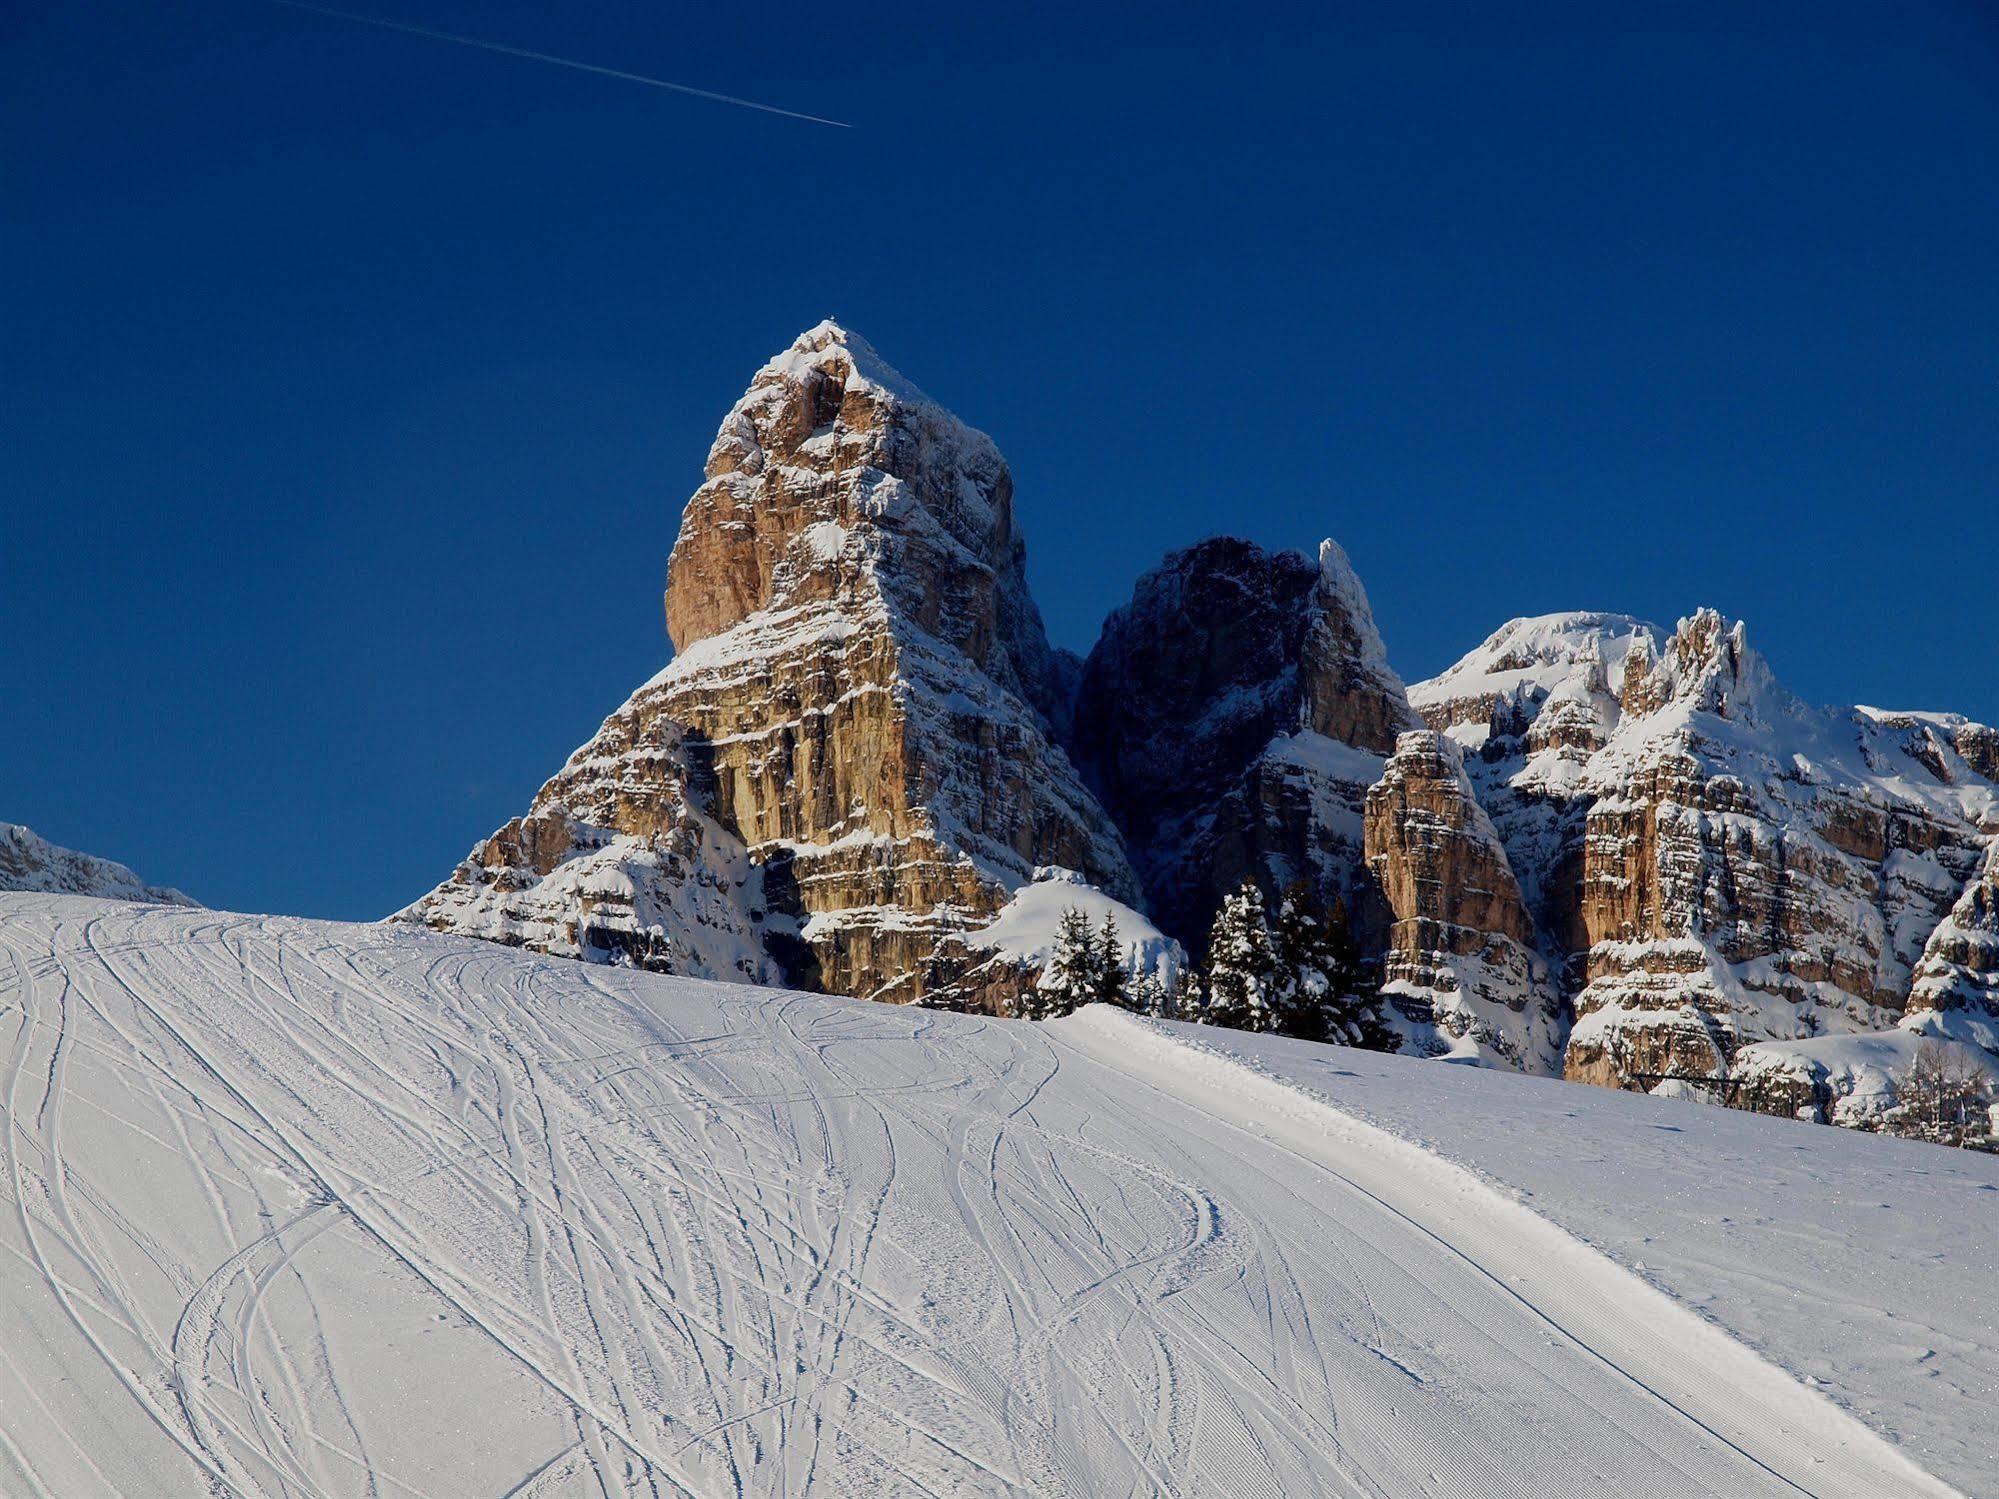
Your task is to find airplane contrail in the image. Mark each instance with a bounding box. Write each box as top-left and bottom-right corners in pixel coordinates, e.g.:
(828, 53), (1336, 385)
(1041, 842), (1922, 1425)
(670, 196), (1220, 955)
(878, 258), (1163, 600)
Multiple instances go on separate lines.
(263, 0), (851, 128)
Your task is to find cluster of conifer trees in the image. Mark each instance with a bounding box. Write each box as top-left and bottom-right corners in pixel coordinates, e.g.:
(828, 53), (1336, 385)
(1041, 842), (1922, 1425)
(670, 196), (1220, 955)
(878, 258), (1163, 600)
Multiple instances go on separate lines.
(1028, 881), (1390, 1048)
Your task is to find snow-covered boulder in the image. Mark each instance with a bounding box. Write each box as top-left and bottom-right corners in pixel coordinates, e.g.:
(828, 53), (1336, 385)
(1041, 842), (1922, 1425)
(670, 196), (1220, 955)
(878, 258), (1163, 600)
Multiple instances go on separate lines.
(971, 866), (1186, 994)
(0, 823), (197, 906)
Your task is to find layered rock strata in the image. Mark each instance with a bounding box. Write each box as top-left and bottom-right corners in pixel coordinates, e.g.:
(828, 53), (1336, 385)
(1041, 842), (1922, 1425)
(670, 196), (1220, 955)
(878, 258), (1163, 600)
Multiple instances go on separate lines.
(1405, 610), (1999, 1097)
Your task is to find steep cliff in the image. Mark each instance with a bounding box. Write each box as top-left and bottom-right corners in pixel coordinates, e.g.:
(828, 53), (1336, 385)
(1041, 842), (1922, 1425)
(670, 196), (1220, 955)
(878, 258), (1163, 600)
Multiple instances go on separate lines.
(1363, 731), (1565, 1071)
(1071, 537), (1418, 953)
(1566, 612), (1997, 1094)
(405, 322), (1137, 1003)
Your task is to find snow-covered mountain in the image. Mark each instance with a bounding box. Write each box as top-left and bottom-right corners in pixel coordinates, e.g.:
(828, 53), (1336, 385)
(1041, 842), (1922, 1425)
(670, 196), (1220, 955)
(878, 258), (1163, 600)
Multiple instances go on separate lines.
(0, 821), (197, 905)
(400, 321), (1998, 1135)
(0, 892), (1980, 1497)
(1403, 609), (1999, 1117)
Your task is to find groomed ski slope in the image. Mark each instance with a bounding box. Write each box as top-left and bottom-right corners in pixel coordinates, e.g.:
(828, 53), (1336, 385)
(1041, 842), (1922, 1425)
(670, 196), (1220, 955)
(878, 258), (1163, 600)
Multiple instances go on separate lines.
(0, 896), (1970, 1498)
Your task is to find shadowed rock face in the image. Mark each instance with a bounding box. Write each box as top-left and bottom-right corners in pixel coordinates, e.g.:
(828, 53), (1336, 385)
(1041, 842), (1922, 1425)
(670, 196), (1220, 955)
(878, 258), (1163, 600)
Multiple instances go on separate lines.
(405, 323), (1136, 1003)
(1071, 536), (1419, 954)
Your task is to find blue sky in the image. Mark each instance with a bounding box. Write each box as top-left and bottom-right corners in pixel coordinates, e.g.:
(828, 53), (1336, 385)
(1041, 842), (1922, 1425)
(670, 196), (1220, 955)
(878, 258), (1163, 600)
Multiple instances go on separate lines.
(4, 1), (1996, 918)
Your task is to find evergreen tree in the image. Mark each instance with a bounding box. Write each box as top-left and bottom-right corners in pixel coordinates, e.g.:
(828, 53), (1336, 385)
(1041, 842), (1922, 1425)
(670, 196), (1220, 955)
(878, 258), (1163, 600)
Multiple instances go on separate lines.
(1025, 906), (1100, 1020)
(1200, 881), (1280, 1032)
(1095, 912), (1131, 1008)
(1264, 882), (1372, 1041)
(1270, 882), (1331, 1038)
(1127, 970), (1166, 1016)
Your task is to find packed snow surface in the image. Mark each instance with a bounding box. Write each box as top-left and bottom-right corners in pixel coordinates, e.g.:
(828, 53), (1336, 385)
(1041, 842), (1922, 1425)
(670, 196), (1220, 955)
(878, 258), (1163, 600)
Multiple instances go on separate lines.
(0, 894), (1977, 1498)
(1169, 1023), (1999, 1495)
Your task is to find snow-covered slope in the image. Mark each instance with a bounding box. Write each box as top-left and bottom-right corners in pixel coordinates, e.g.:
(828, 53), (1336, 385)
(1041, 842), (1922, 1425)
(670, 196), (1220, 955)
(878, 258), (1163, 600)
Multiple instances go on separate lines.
(0, 893), (1975, 1497)
(1157, 1022), (1999, 1494)
(0, 822), (196, 905)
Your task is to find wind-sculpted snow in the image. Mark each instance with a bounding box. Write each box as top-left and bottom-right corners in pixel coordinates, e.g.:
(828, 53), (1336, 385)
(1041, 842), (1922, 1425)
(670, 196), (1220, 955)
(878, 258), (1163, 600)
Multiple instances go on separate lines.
(0, 895), (1963, 1497)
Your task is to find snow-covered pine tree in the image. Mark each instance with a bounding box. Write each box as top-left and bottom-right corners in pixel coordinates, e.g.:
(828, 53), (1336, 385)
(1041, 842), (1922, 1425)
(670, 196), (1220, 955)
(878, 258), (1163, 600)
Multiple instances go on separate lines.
(1127, 970), (1166, 1016)
(1095, 912), (1131, 1009)
(1270, 883), (1390, 1047)
(1270, 882), (1331, 1037)
(1200, 881), (1279, 1032)
(1024, 906), (1100, 1020)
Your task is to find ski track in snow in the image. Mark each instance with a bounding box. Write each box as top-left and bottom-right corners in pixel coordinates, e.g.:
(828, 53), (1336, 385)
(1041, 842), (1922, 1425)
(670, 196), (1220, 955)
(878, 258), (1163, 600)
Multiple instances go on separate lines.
(0, 894), (1966, 1497)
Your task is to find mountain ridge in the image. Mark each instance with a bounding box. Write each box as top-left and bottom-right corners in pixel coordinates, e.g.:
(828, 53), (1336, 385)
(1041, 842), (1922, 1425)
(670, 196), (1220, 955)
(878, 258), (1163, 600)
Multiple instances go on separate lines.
(402, 322), (1999, 1135)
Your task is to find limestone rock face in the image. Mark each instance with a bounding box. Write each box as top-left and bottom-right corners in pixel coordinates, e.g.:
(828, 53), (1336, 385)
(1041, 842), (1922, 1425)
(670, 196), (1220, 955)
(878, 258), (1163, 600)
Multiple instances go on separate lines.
(1071, 537), (1418, 952)
(397, 708), (781, 981)
(1566, 612), (1996, 1092)
(1408, 612), (1662, 972)
(0, 823), (198, 907)
(405, 323), (1137, 1003)
(1362, 731), (1564, 1070)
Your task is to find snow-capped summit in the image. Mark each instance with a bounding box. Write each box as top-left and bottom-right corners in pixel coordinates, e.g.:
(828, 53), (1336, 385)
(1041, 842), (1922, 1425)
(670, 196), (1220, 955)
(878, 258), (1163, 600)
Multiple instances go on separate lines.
(1402, 604), (1999, 1103)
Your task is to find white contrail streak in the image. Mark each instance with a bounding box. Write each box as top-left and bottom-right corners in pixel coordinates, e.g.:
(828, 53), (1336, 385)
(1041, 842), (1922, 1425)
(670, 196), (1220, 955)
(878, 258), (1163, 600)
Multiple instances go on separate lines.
(263, 0), (851, 127)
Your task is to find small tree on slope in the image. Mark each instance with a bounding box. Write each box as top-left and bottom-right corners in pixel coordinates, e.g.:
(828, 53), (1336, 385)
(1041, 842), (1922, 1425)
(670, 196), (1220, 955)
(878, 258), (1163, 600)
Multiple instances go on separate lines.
(1095, 912), (1132, 1009)
(1887, 1040), (1993, 1146)
(1023, 906), (1101, 1021)
(1201, 881), (1280, 1032)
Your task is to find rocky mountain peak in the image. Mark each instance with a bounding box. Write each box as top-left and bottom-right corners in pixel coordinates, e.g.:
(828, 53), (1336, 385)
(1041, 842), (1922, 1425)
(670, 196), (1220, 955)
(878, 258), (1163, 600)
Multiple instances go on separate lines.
(1300, 540), (1415, 752)
(1619, 607), (1776, 722)
(410, 323), (1135, 1002)
(667, 319), (1062, 728)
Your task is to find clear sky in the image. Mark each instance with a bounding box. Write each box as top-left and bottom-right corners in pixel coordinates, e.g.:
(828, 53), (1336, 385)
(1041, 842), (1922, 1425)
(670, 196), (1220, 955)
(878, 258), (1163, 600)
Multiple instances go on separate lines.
(5, 1), (1996, 919)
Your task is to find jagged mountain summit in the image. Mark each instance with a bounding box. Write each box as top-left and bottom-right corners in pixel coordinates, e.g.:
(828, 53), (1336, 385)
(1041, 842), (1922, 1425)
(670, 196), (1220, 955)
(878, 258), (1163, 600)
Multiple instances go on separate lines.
(405, 322), (1998, 1135)
(0, 822), (197, 906)
(406, 322), (1147, 1005)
